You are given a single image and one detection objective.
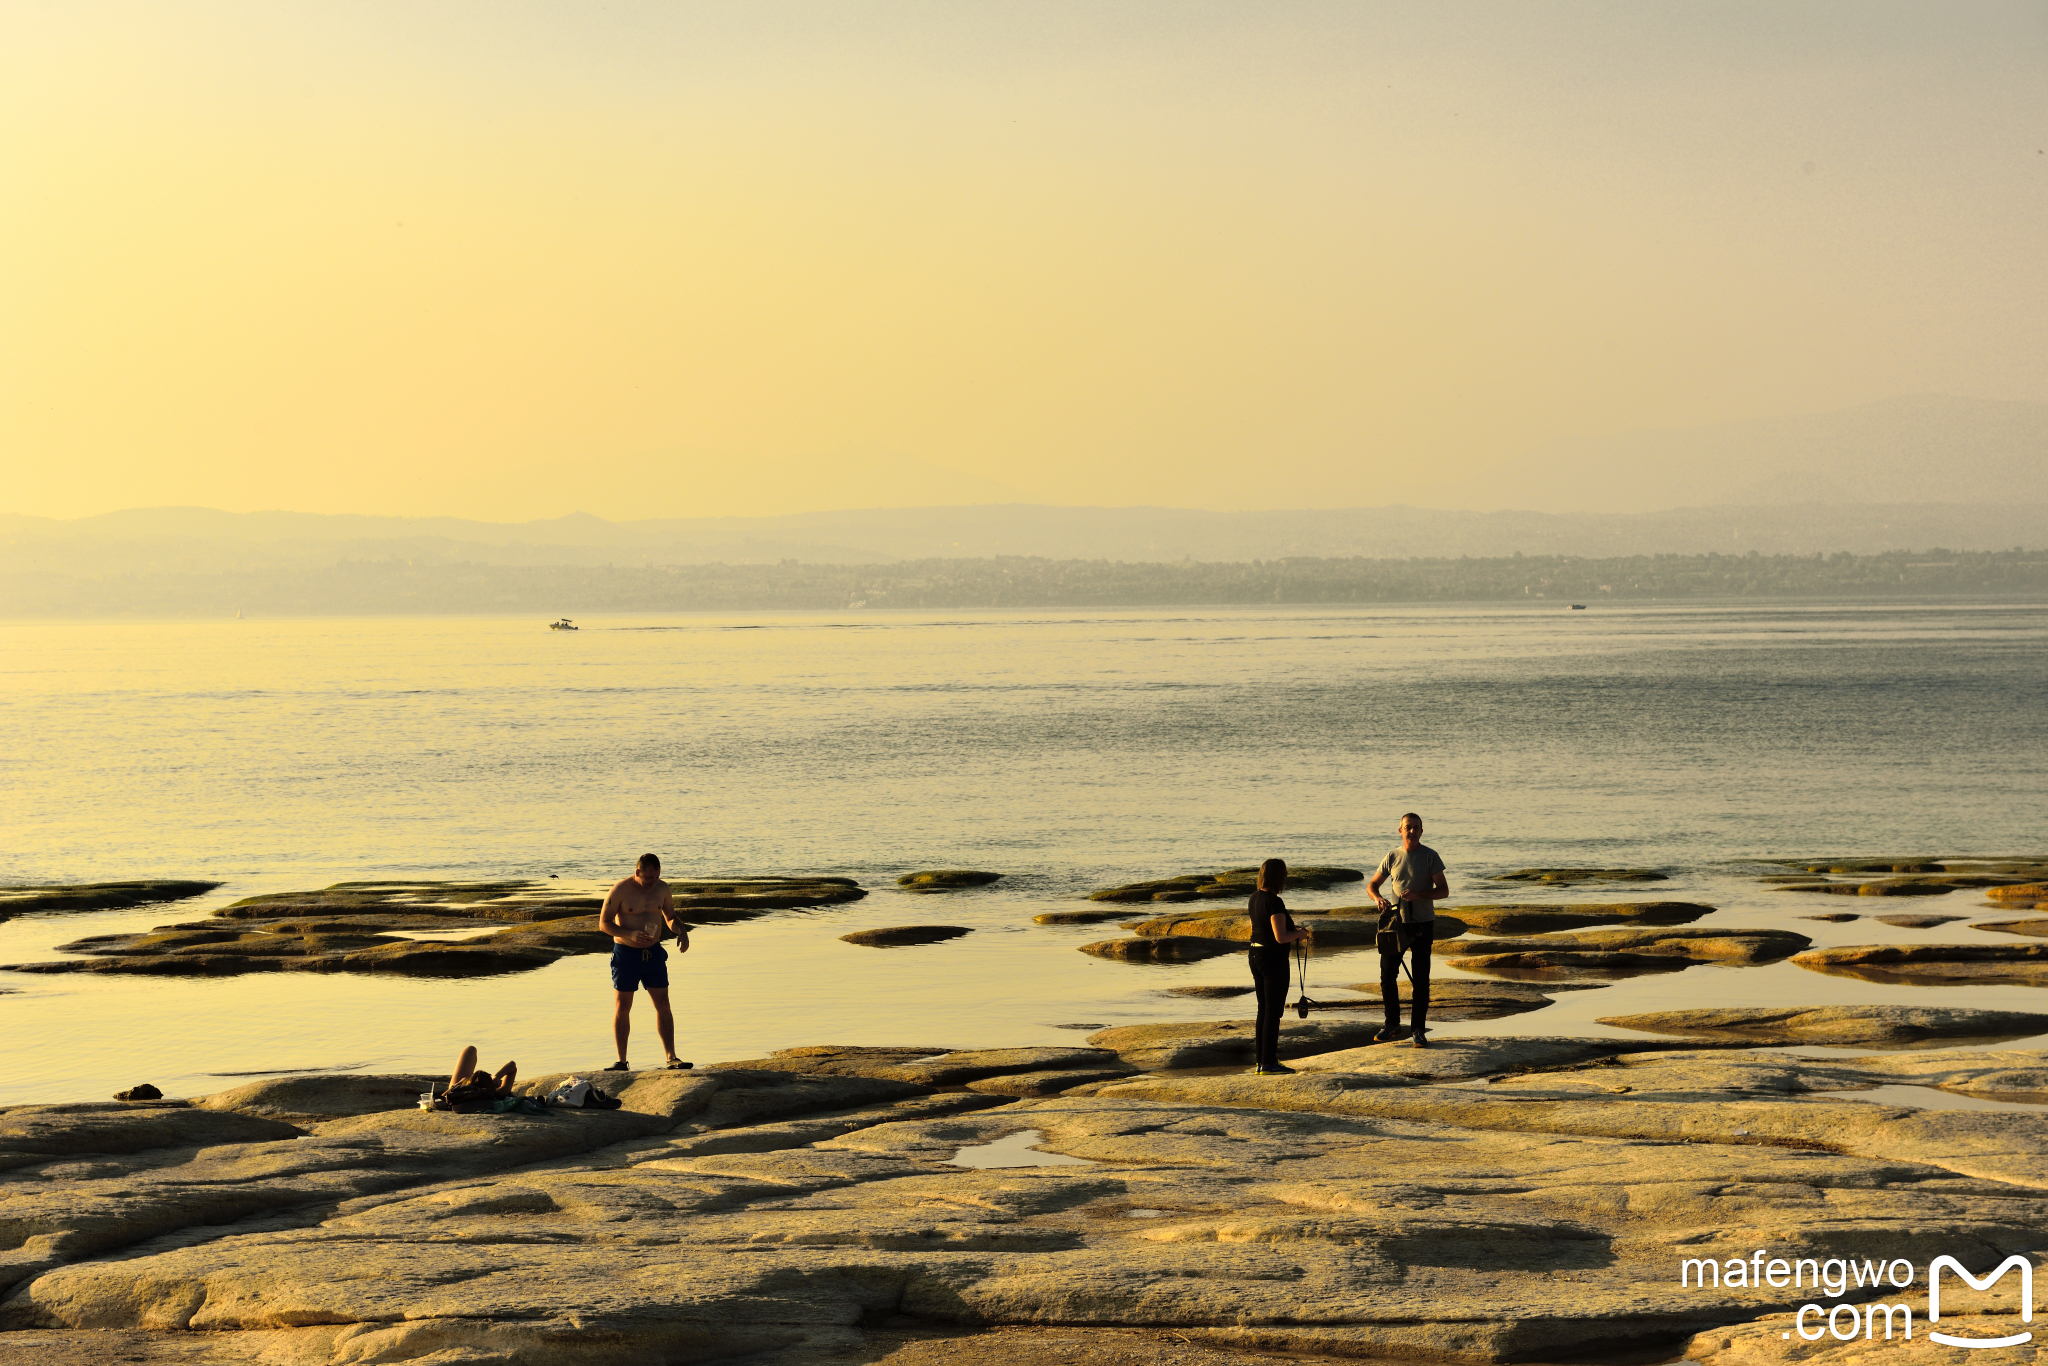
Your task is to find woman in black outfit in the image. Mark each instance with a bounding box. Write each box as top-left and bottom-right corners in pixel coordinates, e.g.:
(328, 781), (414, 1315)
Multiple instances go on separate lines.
(1245, 858), (1311, 1075)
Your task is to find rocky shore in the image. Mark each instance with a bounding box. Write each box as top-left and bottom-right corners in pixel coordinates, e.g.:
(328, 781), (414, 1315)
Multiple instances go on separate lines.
(5, 1006), (2047, 1366)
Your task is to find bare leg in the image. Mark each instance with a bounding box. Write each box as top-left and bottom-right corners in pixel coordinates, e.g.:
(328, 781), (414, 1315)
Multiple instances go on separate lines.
(614, 990), (635, 1062)
(649, 988), (678, 1062)
(449, 1045), (479, 1091)
(492, 1061), (518, 1096)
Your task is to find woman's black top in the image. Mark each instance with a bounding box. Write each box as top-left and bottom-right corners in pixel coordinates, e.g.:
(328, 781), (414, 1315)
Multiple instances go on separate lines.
(1246, 889), (1292, 948)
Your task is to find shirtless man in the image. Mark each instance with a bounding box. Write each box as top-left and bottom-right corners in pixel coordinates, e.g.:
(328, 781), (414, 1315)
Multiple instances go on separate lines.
(598, 853), (691, 1071)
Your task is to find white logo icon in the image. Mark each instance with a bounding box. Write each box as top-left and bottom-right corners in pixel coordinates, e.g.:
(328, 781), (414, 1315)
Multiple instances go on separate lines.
(1928, 1255), (2033, 1349)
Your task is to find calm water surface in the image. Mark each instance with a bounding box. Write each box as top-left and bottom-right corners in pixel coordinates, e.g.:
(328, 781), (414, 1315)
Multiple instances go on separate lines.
(3, 602), (2044, 1105)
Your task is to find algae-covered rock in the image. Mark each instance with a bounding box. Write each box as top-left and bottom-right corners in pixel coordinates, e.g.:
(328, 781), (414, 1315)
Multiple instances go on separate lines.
(1077, 936), (1241, 962)
(1, 876), (858, 979)
(1792, 941), (2048, 986)
(0, 879), (220, 921)
(1163, 984), (1253, 998)
(1087, 866), (1363, 903)
(897, 870), (1003, 891)
(1444, 902), (1711, 935)
(840, 925), (973, 947)
(1977, 918), (2048, 938)
(1031, 909), (1130, 925)
(1875, 912), (1966, 928)
(1599, 1005), (2048, 1047)
(1438, 927), (1810, 977)
(1490, 868), (1669, 884)
(1987, 881), (2048, 901)
(1119, 911), (1381, 944)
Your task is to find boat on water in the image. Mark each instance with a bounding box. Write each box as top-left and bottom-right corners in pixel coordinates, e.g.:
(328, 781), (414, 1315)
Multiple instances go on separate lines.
(548, 618), (577, 631)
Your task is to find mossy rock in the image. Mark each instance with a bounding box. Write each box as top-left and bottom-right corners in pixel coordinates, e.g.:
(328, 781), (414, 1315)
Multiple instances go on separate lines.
(1439, 927), (1811, 979)
(1163, 985), (1254, 998)
(1441, 902), (1711, 935)
(1119, 912), (1385, 944)
(1087, 866), (1362, 904)
(1800, 913), (1861, 923)
(1490, 868), (1668, 885)
(1031, 909), (1129, 925)
(839, 925), (973, 948)
(1077, 936), (1241, 962)
(1986, 882), (2048, 902)
(896, 871), (1003, 891)
(1875, 913), (1967, 928)
(0, 880), (220, 921)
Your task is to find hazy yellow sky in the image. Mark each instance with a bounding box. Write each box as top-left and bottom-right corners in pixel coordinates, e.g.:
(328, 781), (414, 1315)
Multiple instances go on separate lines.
(4, 3), (2043, 520)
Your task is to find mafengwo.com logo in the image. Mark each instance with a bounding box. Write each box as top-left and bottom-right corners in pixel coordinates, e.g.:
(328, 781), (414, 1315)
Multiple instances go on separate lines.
(1680, 1250), (2034, 1347)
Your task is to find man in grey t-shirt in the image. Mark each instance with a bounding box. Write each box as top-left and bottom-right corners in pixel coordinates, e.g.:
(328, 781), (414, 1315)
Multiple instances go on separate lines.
(1369, 812), (1450, 1048)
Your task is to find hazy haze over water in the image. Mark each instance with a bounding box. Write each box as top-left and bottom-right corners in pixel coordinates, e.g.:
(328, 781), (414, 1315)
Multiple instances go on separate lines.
(3, 602), (2045, 1104)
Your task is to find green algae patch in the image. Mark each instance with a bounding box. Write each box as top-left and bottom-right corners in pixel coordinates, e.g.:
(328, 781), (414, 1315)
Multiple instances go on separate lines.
(1490, 868), (1668, 885)
(1087, 865), (1363, 903)
(896, 870), (1003, 891)
(0, 880), (221, 921)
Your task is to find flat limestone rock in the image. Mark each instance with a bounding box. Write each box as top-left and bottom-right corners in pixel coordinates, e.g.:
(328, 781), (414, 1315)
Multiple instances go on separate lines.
(841, 925), (973, 947)
(1792, 942), (2048, 986)
(1490, 867), (1669, 884)
(1293, 1036), (1640, 1080)
(1085, 1017), (1386, 1067)
(1438, 927), (1809, 978)
(1800, 912), (1861, 922)
(1443, 902), (1712, 935)
(1119, 912), (1382, 944)
(11, 1044), (2048, 1365)
(1875, 913), (1965, 928)
(1162, 985), (1253, 998)
(1077, 935), (1240, 962)
(1, 875), (861, 980)
(897, 870), (1003, 891)
(1976, 917), (2048, 938)
(193, 1073), (441, 1123)
(1598, 1005), (2048, 1047)
(1686, 1312), (2044, 1366)
(0, 880), (220, 921)
(1031, 909), (1128, 925)
(965, 1066), (1138, 1098)
(1087, 866), (1363, 903)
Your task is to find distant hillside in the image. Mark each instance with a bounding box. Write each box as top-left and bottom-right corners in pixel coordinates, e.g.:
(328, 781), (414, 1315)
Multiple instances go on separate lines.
(5, 550), (2044, 617)
(1464, 394), (2048, 514)
(3, 499), (2043, 581)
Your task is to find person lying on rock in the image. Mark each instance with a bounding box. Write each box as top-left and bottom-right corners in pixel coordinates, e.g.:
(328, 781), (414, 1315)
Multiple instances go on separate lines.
(599, 851), (693, 1072)
(437, 1045), (518, 1112)
(1247, 858), (1312, 1075)
(1369, 811), (1450, 1049)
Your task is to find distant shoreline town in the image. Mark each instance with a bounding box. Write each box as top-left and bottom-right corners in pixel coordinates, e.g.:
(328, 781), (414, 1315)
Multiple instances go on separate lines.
(5, 548), (2045, 617)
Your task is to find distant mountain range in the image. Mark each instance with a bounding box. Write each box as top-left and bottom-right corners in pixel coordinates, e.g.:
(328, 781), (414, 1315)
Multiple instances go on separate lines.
(3, 500), (2041, 585)
(1460, 393), (2048, 513)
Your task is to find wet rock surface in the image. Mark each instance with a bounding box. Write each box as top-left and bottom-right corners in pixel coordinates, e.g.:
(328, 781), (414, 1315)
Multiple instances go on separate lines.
(1977, 917), (2048, 939)
(1762, 856), (2048, 899)
(1875, 912), (1965, 928)
(898, 871), (1004, 891)
(0, 877), (864, 979)
(1437, 926), (1811, 977)
(1792, 941), (2048, 986)
(842, 925), (975, 947)
(1086, 866), (1362, 904)
(0, 881), (220, 921)
(1030, 909), (1128, 925)
(11, 1033), (2046, 1365)
(1489, 867), (1669, 884)
(1443, 901), (1711, 934)
(1077, 935), (1240, 962)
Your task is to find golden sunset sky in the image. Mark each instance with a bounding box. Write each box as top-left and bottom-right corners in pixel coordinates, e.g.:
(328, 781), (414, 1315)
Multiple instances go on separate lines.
(4, 3), (2043, 520)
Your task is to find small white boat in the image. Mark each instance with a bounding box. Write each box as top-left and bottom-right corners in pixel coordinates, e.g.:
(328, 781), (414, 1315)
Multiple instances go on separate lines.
(548, 618), (578, 631)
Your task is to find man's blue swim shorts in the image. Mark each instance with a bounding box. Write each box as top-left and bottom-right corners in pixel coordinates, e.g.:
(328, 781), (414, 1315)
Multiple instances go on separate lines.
(610, 943), (670, 992)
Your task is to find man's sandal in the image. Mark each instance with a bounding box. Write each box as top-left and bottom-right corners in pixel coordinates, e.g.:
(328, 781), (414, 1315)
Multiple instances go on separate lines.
(663, 1058), (693, 1070)
(604, 1061), (630, 1071)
